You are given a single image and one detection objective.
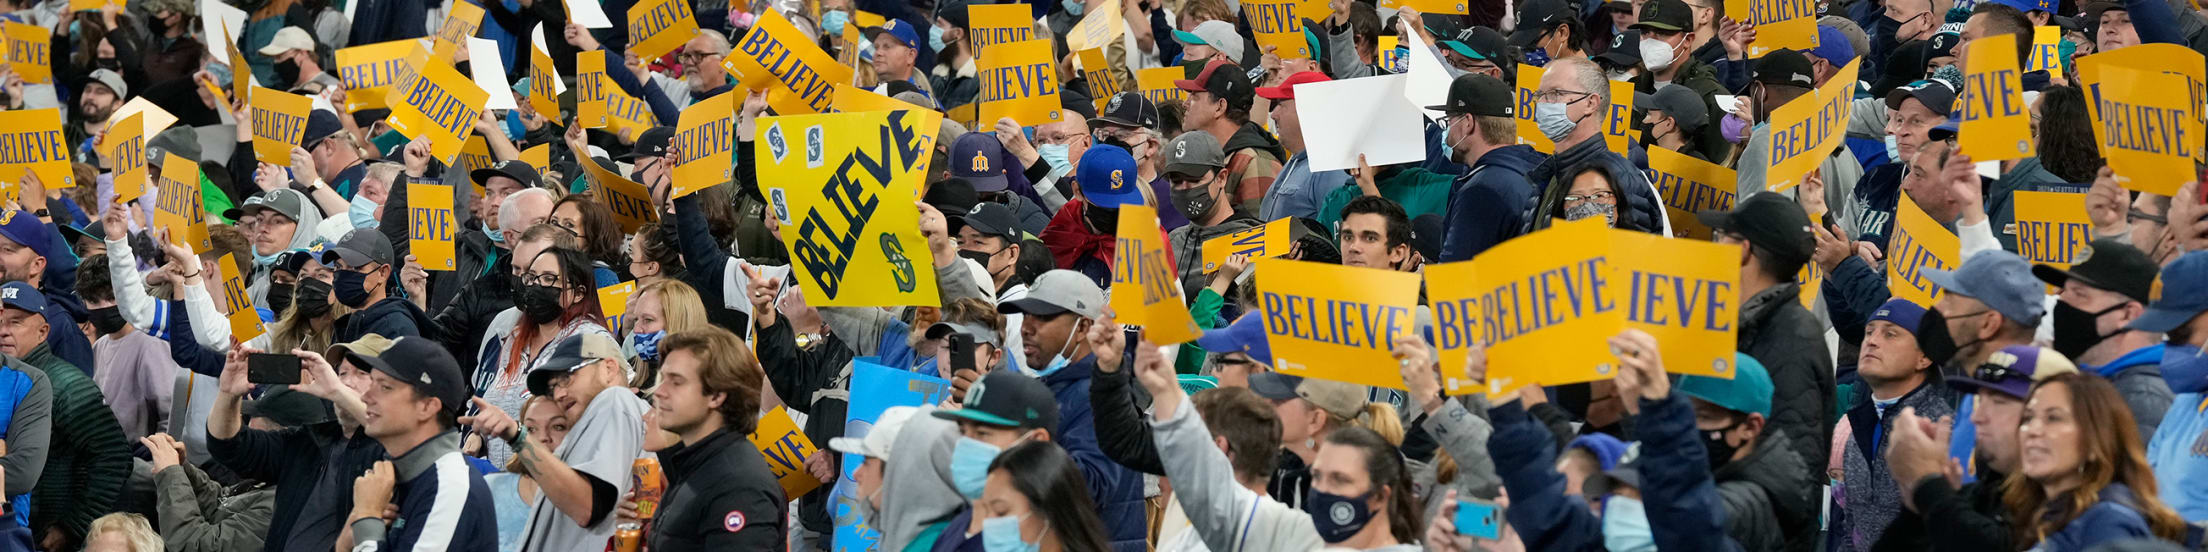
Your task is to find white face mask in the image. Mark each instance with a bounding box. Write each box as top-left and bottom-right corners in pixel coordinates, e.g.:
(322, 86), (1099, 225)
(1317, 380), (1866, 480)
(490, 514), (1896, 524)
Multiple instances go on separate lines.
(1640, 37), (1679, 73)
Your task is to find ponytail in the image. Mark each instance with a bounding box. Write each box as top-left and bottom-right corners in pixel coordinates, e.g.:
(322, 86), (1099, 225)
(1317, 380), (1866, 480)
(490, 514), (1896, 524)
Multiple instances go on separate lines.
(1352, 403), (1406, 446)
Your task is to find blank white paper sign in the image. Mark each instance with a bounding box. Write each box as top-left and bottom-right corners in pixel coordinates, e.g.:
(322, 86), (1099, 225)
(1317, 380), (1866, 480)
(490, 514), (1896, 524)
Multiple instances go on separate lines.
(566, 0), (614, 29)
(468, 37), (516, 109)
(1297, 74), (1428, 172)
(1399, 19), (1451, 122)
(200, 0), (248, 62)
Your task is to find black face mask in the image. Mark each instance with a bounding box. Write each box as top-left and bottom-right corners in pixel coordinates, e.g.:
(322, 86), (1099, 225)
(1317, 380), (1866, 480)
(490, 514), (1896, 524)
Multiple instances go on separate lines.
(265, 281), (295, 318)
(515, 284), (567, 323)
(275, 59), (302, 87)
(956, 248), (994, 267)
(95, 58), (120, 71)
(2051, 301), (2127, 360)
(89, 306), (126, 335)
(293, 278), (333, 319)
(1702, 418), (1742, 469)
(1170, 179), (1220, 221)
(1082, 203), (1119, 232)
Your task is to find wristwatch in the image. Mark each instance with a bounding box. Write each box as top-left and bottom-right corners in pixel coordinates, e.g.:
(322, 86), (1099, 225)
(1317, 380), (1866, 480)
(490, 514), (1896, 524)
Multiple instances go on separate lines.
(295, 179), (325, 195)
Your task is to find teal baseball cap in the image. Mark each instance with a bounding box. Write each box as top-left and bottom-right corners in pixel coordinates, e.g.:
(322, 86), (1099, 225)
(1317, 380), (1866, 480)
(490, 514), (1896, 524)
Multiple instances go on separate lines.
(1678, 353), (1773, 417)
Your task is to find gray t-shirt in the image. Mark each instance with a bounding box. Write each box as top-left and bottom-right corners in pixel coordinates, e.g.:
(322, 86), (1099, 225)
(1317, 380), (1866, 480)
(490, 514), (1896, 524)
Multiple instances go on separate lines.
(519, 387), (647, 552)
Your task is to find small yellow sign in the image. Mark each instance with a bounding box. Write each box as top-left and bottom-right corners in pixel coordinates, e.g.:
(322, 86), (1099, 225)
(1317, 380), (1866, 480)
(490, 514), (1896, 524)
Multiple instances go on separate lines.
(409, 183), (457, 271)
(1109, 204), (1201, 345)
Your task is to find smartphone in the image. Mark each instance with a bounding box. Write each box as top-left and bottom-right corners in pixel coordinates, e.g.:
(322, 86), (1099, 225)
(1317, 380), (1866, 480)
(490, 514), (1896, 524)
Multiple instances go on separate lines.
(246, 353), (302, 385)
(947, 333), (976, 375)
(1454, 498), (1503, 540)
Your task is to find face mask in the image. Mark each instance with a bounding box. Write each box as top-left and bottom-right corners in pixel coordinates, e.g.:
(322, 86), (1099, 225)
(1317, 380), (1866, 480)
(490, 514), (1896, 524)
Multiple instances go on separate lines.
(1565, 201), (1618, 224)
(957, 248), (995, 267)
(349, 194), (381, 230)
(266, 280), (295, 317)
(822, 9), (850, 36)
(1082, 204), (1119, 234)
(1036, 143), (1071, 170)
(1721, 113), (1750, 144)
(1607, 69), (1633, 81)
(1034, 320), (1086, 377)
(982, 514), (1041, 552)
(1304, 488), (1376, 543)
(1640, 37), (1679, 73)
(951, 436), (1006, 499)
(89, 306), (126, 335)
(929, 25), (950, 53)
(2051, 301), (2126, 360)
(1062, 0), (1086, 16)
(633, 330), (666, 362)
(1535, 101), (1578, 142)
(294, 278), (334, 319)
(333, 269), (376, 308)
(486, 226), (508, 245)
(2161, 342), (2207, 394)
(1702, 419), (1742, 469)
(504, 113), (526, 140)
(96, 58), (120, 70)
(1170, 179), (1220, 221)
(515, 283), (567, 323)
(1601, 496), (1657, 552)
(1525, 47), (1553, 67)
(275, 59), (302, 86)
(1884, 134), (1903, 160)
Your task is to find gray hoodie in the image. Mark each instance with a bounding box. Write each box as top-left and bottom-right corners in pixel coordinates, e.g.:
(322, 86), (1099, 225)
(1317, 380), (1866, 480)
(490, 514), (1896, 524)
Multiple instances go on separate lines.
(245, 188), (328, 307)
(876, 406), (967, 551)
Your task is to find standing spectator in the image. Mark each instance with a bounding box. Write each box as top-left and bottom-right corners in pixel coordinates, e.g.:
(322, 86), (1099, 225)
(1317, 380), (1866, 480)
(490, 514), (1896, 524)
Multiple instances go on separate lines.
(337, 337), (499, 551)
(1833, 299), (1956, 551)
(2034, 239), (2174, 439)
(991, 270), (1147, 550)
(463, 332), (646, 552)
(645, 327), (786, 548)
(0, 208), (94, 374)
(1253, 71), (1352, 223)
(1162, 130), (1262, 297)
(322, 227), (424, 342)
(1431, 73), (1546, 261)
(1175, 59), (1284, 215)
(207, 335), (391, 552)
(470, 236), (610, 469)
(254, 27), (342, 92)
(1697, 193), (1835, 490)
(74, 256), (175, 443)
(0, 283), (129, 552)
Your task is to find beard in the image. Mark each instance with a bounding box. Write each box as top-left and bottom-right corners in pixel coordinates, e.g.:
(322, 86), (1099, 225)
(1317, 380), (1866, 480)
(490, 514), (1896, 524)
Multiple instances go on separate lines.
(83, 101), (116, 121)
(685, 68), (721, 93)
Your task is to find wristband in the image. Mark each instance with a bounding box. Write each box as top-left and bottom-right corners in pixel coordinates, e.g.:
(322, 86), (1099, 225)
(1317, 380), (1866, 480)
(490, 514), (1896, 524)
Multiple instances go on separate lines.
(504, 426), (530, 450)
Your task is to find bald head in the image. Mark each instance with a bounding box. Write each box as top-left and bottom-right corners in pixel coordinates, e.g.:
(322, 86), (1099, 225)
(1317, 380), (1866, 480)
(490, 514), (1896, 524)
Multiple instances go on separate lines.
(499, 188), (556, 243)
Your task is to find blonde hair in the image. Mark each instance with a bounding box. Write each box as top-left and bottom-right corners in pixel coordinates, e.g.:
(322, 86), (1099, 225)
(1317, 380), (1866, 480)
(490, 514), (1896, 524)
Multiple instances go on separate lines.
(632, 279), (709, 388)
(86, 513), (162, 552)
(1331, 402), (1405, 446)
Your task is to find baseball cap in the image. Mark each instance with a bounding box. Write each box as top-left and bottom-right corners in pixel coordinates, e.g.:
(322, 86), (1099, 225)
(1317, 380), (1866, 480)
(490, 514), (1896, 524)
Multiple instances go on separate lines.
(1195, 312), (1272, 365)
(1695, 193), (1815, 270)
(1074, 144), (1144, 209)
(863, 20), (922, 50)
(1635, 83), (1709, 131)
(1950, 345), (2077, 399)
(1750, 49), (1817, 88)
(1428, 73), (1514, 117)
(932, 370), (1059, 430)
(1927, 30), (1963, 60)
(1807, 25), (1856, 66)
(146, 127), (200, 167)
(619, 127), (675, 160)
(959, 202), (1020, 243)
(1927, 110), (1963, 142)
(1678, 352), (1773, 417)
(1171, 20), (1245, 61)
(2129, 251), (2208, 333)
(1872, 297), (1958, 365)
(1870, 40), (1932, 97)
(935, 0), (974, 27)
(353, 336), (472, 414)
(472, 159), (540, 189)
(1163, 131), (1226, 177)
(224, 188), (312, 223)
(243, 386), (336, 426)
(300, 110), (343, 148)
(527, 332), (624, 396)
(1885, 78), (1957, 116)
(0, 282), (44, 316)
(85, 69), (127, 99)
(925, 178), (979, 220)
(0, 210), (53, 262)
(1510, 0), (1573, 49)
(2084, 0), (2124, 21)
(1632, 0), (1693, 31)
(257, 26), (315, 56)
(1992, 0), (2056, 13)
(829, 405), (922, 458)
(326, 333), (399, 371)
(1441, 26), (1507, 62)
(1868, 298), (1930, 335)
(1255, 71), (1331, 100)
(319, 227), (395, 268)
(2033, 239), (2159, 305)
(1923, 249), (2047, 326)
(1174, 58), (1254, 110)
(998, 269), (1106, 319)
(1594, 30), (1643, 70)
(949, 133), (1008, 192)
(1247, 373), (1367, 419)
(1090, 92), (1161, 130)
(925, 320), (1003, 348)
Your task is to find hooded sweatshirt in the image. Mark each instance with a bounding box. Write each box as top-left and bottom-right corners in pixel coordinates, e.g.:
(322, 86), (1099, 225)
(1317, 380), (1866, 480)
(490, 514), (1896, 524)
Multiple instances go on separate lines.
(1441, 145), (1547, 261)
(246, 189), (326, 308)
(1221, 121), (1288, 214)
(875, 407), (967, 552)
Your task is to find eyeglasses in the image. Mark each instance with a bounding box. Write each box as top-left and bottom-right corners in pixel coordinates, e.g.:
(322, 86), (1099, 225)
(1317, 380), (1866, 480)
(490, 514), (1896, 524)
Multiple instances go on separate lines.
(1535, 89), (1591, 102)
(2129, 209), (2168, 225)
(677, 51), (720, 63)
(1564, 191), (1616, 204)
(518, 271), (567, 287)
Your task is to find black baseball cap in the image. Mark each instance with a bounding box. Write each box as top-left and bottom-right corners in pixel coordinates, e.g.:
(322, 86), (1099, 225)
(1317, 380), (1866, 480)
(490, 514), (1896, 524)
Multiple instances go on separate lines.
(1632, 0), (1693, 32)
(620, 126), (676, 160)
(2033, 239), (2160, 304)
(354, 337), (472, 415)
(1635, 83), (1709, 131)
(472, 159), (540, 189)
(301, 109), (343, 148)
(1885, 77), (1957, 116)
(1750, 49), (1817, 89)
(1696, 193), (1816, 268)
(1174, 58), (1254, 111)
(932, 370), (1059, 430)
(1510, 0), (1574, 48)
(1427, 73), (1515, 117)
(925, 177), (979, 218)
(1089, 91), (1161, 130)
(1594, 30), (1644, 70)
(959, 202), (1021, 243)
(319, 227), (395, 268)
(1441, 26), (1507, 62)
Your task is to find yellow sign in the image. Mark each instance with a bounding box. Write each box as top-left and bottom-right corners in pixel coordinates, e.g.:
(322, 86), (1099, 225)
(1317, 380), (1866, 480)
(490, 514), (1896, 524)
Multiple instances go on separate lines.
(1200, 218), (1295, 272)
(383, 51), (489, 164)
(722, 10), (853, 114)
(1764, 58), (1860, 193)
(455, 136), (494, 178)
(1244, 0), (1327, 59)
(1726, 0), (1818, 57)
(2082, 65), (2201, 196)
(409, 183), (457, 271)
(154, 152), (208, 253)
(1078, 48), (1122, 111)
(674, 93), (736, 198)
(520, 144), (552, 187)
(977, 39), (1063, 128)
(628, 0), (700, 60)
(755, 110), (943, 307)
(1958, 34), (2035, 162)
(216, 253), (265, 343)
(1886, 198), (1959, 307)
(3, 22), (49, 84)
(106, 113), (147, 204)
(335, 40), (421, 112)
(968, 3), (1037, 53)
(528, 38), (559, 121)
(2025, 26), (2062, 73)
(2010, 191), (2092, 272)
(0, 109), (68, 189)
(1065, 0), (1125, 51)
(747, 406), (825, 498)
(225, 22), (250, 104)
(1135, 67), (1188, 105)
(1378, 0), (1470, 14)
(68, 0), (122, 11)
(1603, 80), (1633, 154)
(1513, 64), (1554, 153)
(1379, 36), (1405, 73)
(597, 280), (636, 334)
(2078, 43), (2205, 167)
(581, 157), (659, 234)
(1254, 258), (1422, 389)
(832, 82), (933, 113)
(577, 50), (610, 128)
(431, 0), (484, 60)
(604, 82), (658, 137)
(250, 86), (313, 167)
(1646, 147), (1737, 240)
(1798, 257), (1823, 309)
(1109, 204), (1201, 345)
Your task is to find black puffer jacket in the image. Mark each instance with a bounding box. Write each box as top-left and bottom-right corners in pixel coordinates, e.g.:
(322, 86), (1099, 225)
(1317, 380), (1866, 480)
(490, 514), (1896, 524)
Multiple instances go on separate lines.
(1526, 151), (1664, 235)
(1522, 137), (1667, 235)
(1738, 281), (1835, 502)
(1713, 430), (1820, 552)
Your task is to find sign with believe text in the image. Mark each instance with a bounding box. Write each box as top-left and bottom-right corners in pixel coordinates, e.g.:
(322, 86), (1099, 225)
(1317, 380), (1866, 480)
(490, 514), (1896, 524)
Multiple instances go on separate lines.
(409, 183), (457, 271)
(756, 110), (943, 307)
(1644, 147), (1737, 240)
(1255, 258), (1422, 389)
(1726, 0), (1817, 57)
(1201, 218), (1295, 272)
(249, 86), (313, 167)
(1886, 198), (1959, 307)
(722, 10), (853, 114)
(977, 39), (1063, 128)
(383, 52), (488, 164)
(1110, 204), (1200, 345)
(747, 406), (825, 498)
(674, 93), (737, 198)
(1763, 58), (1859, 193)
(2010, 191), (2092, 273)
(628, 0), (700, 60)
(1513, 65), (1554, 153)
(335, 40), (421, 112)
(1957, 34), (2035, 162)
(0, 109), (69, 189)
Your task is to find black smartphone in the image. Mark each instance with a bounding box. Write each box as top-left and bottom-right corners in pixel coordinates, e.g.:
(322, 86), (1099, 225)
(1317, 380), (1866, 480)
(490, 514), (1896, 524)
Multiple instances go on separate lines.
(247, 353), (302, 385)
(947, 333), (976, 374)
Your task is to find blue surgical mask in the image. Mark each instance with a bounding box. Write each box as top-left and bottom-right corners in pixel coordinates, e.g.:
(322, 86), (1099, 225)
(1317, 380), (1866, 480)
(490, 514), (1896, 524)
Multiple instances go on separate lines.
(504, 112), (526, 139)
(1535, 101), (1576, 142)
(1061, 0), (1085, 16)
(486, 226), (507, 245)
(1601, 495), (1656, 552)
(1030, 320), (1086, 377)
(1883, 135), (1902, 161)
(1524, 47), (1552, 67)
(929, 25), (950, 54)
(1304, 488), (1375, 543)
(633, 330), (666, 362)
(2161, 342), (2207, 394)
(982, 514), (1042, 552)
(349, 194), (381, 229)
(1037, 143), (1071, 170)
(822, 10), (850, 36)
(951, 436), (1004, 499)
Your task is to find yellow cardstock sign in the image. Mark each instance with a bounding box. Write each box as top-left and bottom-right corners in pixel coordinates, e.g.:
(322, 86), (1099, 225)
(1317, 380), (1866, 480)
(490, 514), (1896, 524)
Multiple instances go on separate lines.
(756, 110), (943, 308)
(1378, 0), (1470, 14)
(577, 51), (610, 128)
(977, 39), (1062, 128)
(722, 10), (852, 114)
(1077, 48), (1123, 110)
(968, 3), (1037, 53)
(1513, 64), (1554, 153)
(383, 51), (489, 165)
(1603, 80), (1634, 154)
(674, 92), (736, 198)
(225, 23), (250, 104)
(3, 22), (49, 84)
(581, 157), (659, 234)
(154, 153), (209, 253)
(0, 109), (70, 189)
(109, 97), (178, 139)
(2026, 26), (2062, 73)
(409, 183), (457, 271)
(217, 253), (266, 343)
(2083, 65), (2201, 196)
(1797, 257), (1823, 309)
(1109, 204), (1201, 345)
(1244, 0), (1327, 59)
(1065, 0), (1125, 51)
(2010, 190), (2092, 272)
(106, 113), (147, 204)
(455, 136), (494, 178)
(1958, 34), (2035, 162)
(1379, 36), (1405, 73)
(431, 0), (485, 60)
(1728, 0), (1818, 58)
(1609, 229), (1740, 381)
(628, 0), (700, 60)
(335, 40), (420, 112)
(598, 280), (635, 333)
(520, 144), (552, 186)
(604, 83), (659, 137)
(1764, 58), (1860, 193)
(1645, 147), (1737, 240)
(1201, 218), (1294, 273)
(250, 86), (313, 167)
(1135, 67), (1188, 105)
(2078, 44), (2206, 168)
(528, 39), (559, 120)
(747, 406), (826, 498)
(1255, 258), (1422, 389)
(832, 82), (932, 113)
(1885, 198), (1959, 307)
(68, 0), (122, 11)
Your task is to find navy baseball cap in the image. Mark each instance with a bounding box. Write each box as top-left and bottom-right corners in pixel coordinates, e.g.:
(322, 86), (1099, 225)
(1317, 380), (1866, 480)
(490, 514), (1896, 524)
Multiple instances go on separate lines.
(1924, 249), (2046, 326)
(2129, 251), (2208, 333)
(864, 20), (922, 50)
(0, 210), (53, 262)
(1076, 144), (1144, 209)
(1950, 345), (2078, 399)
(933, 369), (1059, 430)
(0, 282), (44, 315)
(353, 336), (472, 414)
(1195, 312), (1272, 365)
(949, 133), (1008, 192)
(1868, 298), (1928, 334)
(1807, 24), (1856, 65)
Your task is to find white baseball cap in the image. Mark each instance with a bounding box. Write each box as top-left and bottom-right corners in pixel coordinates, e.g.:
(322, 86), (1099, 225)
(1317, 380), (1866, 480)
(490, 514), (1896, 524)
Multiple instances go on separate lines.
(257, 26), (315, 56)
(827, 406), (921, 459)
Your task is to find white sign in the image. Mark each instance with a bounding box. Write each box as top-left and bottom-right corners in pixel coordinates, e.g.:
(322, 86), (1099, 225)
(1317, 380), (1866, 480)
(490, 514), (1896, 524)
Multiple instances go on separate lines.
(1296, 74), (1428, 172)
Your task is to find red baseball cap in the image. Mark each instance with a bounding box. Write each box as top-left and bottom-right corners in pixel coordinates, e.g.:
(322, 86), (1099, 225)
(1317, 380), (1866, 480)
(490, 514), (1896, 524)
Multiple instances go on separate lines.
(1255, 71), (1331, 100)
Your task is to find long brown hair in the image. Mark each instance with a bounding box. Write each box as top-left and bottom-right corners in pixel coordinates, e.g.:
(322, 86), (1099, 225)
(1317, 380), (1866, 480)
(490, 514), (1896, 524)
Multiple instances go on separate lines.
(2001, 373), (2187, 548)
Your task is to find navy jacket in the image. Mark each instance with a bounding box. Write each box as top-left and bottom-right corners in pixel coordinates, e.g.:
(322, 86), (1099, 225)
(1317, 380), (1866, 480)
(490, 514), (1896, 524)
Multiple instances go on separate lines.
(1521, 137), (1667, 237)
(1440, 144), (1546, 262)
(1636, 393), (1747, 552)
(1040, 356), (1147, 552)
(338, 297), (427, 343)
(1486, 401), (1604, 552)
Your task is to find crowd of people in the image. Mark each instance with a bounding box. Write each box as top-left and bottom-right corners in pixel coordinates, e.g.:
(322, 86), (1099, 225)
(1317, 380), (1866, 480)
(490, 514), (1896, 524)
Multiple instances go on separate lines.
(0, 0), (2196, 548)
